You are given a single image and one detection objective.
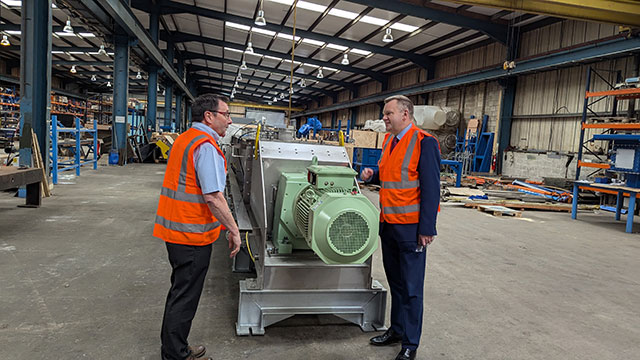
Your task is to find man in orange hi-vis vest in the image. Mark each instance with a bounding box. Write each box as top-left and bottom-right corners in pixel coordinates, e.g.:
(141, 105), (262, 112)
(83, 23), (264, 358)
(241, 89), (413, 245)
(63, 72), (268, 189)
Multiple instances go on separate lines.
(154, 94), (241, 360)
(361, 95), (441, 360)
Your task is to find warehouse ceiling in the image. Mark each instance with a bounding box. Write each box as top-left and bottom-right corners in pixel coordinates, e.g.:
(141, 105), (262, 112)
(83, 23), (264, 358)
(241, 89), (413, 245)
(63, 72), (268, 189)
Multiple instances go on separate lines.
(0, 0), (556, 104)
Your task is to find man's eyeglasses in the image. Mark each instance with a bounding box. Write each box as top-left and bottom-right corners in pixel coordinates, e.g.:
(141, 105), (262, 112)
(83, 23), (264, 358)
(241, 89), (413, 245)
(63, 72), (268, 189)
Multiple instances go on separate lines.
(211, 110), (231, 119)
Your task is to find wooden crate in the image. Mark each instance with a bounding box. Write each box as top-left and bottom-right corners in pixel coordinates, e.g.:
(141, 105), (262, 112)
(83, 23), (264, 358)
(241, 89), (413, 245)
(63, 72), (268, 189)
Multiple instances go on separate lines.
(350, 130), (378, 148)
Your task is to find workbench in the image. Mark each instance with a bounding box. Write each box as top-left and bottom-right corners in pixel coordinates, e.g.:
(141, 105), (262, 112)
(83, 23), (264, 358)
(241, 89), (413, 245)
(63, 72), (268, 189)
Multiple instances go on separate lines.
(572, 181), (639, 233)
(0, 167), (42, 207)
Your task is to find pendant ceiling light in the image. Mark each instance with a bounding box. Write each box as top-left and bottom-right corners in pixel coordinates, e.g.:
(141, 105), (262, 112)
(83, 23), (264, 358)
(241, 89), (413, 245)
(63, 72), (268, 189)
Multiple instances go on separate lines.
(299, 78), (306, 88)
(341, 53), (349, 65)
(246, 32), (254, 54)
(237, 73), (243, 81)
(70, 65), (77, 73)
(240, 59), (248, 71)
(98, 44), (107, 56)
(63, 17), (74, 33)
(107, 81), (112, 87)
(136, 71), (142, 80)
(316, 68), (323, 79)
(0, 35), (10, 47)
(382, 28), (394, 43)
(255, 0), (266, 26)
(91, 74), (97, 81)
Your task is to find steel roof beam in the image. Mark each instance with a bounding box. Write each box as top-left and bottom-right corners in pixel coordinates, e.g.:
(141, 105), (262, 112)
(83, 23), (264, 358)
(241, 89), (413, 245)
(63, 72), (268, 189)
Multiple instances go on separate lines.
(140, 0), (432, 69)
(82, 0), (194, 100)
(189, 66), (335, 97)
(163, 31), (386, 83)
(344, 0), (507, 44)
(197, 84), (310, 104)
(182, 51), (352, 90)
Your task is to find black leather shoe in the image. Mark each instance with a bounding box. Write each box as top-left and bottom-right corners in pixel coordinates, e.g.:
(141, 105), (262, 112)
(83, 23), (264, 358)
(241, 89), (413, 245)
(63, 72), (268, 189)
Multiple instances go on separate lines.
(395, 348), (416, 360)
(188, 345), (206, 358)
(370, 329), (403, 346)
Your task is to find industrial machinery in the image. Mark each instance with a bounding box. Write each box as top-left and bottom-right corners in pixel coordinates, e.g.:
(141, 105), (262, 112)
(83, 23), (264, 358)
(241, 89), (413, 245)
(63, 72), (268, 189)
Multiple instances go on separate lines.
(224, 125), (387, 335)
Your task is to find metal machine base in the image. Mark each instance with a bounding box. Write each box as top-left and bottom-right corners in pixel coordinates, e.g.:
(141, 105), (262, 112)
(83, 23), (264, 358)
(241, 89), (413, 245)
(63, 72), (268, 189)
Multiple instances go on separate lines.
(236, 278), (388, 336)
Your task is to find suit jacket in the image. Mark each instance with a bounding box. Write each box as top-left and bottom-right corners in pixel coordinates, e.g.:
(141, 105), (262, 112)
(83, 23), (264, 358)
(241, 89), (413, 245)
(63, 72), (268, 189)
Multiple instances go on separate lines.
(368, 135), (440, 236)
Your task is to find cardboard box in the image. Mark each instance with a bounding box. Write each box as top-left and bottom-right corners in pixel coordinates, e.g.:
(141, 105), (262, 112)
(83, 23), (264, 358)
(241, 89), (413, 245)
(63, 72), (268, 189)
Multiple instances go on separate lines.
(376, 132), (387, 149)
(350, 130), (378, 148)
(344, 143), (355, 163)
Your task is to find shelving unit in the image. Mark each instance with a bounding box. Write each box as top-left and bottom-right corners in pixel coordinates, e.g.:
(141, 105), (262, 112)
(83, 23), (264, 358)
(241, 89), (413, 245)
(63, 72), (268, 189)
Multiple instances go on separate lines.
(0, 86), (20, 149)
(50, 116), (98, 185)
(571, 67), (640, 233)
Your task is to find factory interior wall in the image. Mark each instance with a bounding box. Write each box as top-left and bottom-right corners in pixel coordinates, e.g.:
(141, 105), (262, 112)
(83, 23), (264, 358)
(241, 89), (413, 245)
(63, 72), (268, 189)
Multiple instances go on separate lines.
(307, 19), (639, 178)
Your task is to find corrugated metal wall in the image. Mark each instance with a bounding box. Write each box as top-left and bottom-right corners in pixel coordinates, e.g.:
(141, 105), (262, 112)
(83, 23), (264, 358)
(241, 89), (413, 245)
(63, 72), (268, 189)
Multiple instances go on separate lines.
(308, 19), (639, 160)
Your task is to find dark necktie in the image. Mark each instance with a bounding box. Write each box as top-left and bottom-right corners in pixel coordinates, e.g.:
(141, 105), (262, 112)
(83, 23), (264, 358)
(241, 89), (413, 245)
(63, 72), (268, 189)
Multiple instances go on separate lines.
(390, 136), (399, 153)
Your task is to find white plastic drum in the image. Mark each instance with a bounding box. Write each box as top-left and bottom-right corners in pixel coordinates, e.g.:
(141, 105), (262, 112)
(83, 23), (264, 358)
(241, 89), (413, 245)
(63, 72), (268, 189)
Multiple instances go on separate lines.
(414, 105), (446, 130)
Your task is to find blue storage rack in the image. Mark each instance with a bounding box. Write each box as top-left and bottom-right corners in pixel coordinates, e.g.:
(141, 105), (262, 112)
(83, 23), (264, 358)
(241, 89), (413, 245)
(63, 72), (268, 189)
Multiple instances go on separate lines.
(352, 147), (382, 180)
(50, 116), (98, 184)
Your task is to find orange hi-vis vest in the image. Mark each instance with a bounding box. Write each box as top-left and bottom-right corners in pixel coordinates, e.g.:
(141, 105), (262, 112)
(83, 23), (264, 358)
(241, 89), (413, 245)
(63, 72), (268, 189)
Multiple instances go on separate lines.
(378, 123), (440, 224)
(153, 127), (227, 246)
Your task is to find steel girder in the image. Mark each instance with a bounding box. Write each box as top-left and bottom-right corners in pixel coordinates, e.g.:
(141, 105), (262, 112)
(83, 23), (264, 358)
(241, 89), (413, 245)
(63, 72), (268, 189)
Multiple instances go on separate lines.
(163, 31), (386, 83)
(141, 0), (432, 69)
(344, 0), (507, 44)
(182, 51), (353, 90)
(83, 0), (194, 100)
(447, 0), (640, 28)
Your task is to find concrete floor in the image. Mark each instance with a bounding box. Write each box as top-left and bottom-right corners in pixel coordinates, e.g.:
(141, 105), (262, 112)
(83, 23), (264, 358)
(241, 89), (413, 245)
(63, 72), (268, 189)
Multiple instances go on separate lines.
(0, 163), (638, 360)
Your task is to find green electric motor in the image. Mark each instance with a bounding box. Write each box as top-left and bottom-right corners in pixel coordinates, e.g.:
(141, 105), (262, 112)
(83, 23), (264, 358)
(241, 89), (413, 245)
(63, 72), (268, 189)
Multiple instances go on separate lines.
(272, 157), (379, 264)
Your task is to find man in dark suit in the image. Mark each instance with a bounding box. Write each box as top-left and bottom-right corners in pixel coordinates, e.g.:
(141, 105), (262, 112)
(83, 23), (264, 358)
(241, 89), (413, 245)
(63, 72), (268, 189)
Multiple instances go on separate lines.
(361, 95), (441, 360)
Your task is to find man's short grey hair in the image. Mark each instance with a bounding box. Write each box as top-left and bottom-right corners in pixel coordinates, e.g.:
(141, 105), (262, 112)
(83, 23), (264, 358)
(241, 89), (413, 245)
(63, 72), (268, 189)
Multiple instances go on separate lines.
(384, 95), (414, 118)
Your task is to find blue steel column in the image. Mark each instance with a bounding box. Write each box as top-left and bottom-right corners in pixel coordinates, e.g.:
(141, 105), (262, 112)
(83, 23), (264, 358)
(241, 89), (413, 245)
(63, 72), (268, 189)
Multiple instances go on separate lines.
(113, 34), (130, 164)
(175, 56), (184, 132)
(146, 8), (159, 138)
(19, 0), (51, 167)
(164, 41), (175, 129)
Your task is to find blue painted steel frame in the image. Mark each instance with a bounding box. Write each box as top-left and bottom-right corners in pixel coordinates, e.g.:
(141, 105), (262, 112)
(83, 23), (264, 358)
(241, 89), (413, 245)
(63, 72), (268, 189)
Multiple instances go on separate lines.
(146, 8), (159, 139)
(573, 182), (637, 233)
(113, 34), (130, 153)
(441, 160), (462, 187)
(19, 0), (51, 168)
(50, 116), (98, 185)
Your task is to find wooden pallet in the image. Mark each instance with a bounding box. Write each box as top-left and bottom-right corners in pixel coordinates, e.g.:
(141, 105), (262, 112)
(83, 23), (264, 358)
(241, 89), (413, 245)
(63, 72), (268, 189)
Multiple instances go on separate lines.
(477, 205), (522, 217)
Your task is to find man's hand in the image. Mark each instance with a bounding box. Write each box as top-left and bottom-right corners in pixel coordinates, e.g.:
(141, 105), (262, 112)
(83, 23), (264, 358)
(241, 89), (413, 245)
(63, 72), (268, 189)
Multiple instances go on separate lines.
(228, 231), (241, 258)
(361, 168), (374, 181)
(419, 235), (435, 247)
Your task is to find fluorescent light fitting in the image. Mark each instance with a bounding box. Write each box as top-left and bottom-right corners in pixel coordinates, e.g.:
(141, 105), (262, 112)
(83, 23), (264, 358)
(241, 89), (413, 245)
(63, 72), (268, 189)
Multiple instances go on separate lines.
(226, 22), (251, 31)
(382, 28), (393, 43)
(301, 38), (324, 47)
(390, 23), (419, 33)
(78, 32), (96, 38)
(54, 31), (76, 37)
(341, 53), (349, 65)
(0, 0), (22, 6)
(63, 18), (74, 33)
(297, 1), (327, 12)
(252, 27), (276, 37)
(277, 33), (300, 41)
(350, 48), (371, 56)
(326, 43), (348, 51)
(328, 8), (357, 20)
(361, 15), (388, 26)
(5, 30), (21, 35)
(68, 51), (84, 54)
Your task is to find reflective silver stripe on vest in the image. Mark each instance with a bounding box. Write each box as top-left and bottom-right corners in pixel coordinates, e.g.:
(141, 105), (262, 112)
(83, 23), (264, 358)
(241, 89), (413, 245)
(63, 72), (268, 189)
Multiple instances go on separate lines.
(161, 186), (206, 204)
(380, 179), (419, 189)
(155, 215), (220, 233)
(177, 135), (208, 192)
(381, 131), (419, 190)
(382, 203), (420, 214)
(381, 134), (392, 153)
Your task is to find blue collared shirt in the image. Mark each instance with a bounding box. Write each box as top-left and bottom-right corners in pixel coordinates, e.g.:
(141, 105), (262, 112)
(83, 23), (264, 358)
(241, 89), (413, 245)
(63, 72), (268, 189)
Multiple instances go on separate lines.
(191, 122), (226, 194)
(395, 123), (413, 141)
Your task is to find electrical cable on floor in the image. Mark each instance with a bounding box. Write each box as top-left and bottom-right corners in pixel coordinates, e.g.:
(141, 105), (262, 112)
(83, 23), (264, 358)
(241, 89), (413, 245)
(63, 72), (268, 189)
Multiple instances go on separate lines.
(245, 231), (255, 263)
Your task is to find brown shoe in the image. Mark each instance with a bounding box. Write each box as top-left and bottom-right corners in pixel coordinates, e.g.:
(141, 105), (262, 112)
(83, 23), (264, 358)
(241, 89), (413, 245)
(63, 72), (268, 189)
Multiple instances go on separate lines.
(188, 345), (206, 358)
(186, 356), (212, 360)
